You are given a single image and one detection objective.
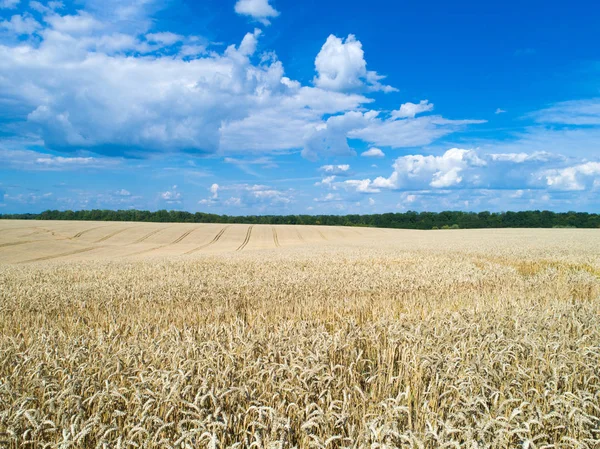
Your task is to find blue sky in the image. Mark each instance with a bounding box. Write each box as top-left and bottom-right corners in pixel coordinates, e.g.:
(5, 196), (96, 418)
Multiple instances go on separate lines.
(1, 0), (599, 214)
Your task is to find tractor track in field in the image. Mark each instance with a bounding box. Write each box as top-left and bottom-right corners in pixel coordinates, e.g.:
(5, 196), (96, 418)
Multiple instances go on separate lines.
(0, 240), (34, 249)
(71, 226), (109, 239)
(185, 226), (229, 255)
(236, 226), (254, 251)
(272, 227), (280, 247)
(316, 228), (328, 240)
(171, 227), (197, 244)
(130, 227), (169, 245)
(126, 228), (197, 257)
(21, 227), (50, 238)
(95, 226), (136, 243)
(296, 229), (305, 242)
(19, 247), (97, 263)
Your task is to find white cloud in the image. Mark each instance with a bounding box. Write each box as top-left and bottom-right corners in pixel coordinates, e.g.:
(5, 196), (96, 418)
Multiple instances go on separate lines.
(0, 147), (121, 170)
(302, 111), (375, 160)
(320, 164), (350, 175)
(223, 156), (278, 175)
(0, 0), (20, 8)
(210, 183), (219, 199)
(313, 34), (396, 93)
(343, 179), (381, 193)
(29, 1), (63, 14)
(530, 99), (600, 125)
(361, 147), (385, 158)
(0, 24), (279, 156)
(4, 192), (53, 204)
(145, 31), (183, 45)
(314, 193), (342, 202)
(541, 162), (600, 191)
(315, 175), (337, 187)
(368, 197), (375, 206)
(0, 3), (484, 164)
(160, 185), (181, 203)
(1, 14), (42, 34)
(490, 151), (563, 163)
(349, 115), (486, 149)
(391, 100), (433, 119)
(45, 11), (104, 34)
(495, 108), (507, 114)
(224, 197), (242, 207)
(345, 148), (486, 193)
(198, 183), (292, 208)
(234, 0), (279, 26)
(115, 189), (131, 196)
(220, 88), (372, 156)
(477, 127), (600, 160)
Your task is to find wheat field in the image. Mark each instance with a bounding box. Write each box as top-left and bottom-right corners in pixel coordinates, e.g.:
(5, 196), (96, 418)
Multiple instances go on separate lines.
(1, 220), (599, 448)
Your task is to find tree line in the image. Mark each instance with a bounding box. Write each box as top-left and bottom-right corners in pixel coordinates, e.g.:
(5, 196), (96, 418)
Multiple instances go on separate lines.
(1, 209), (599, 229)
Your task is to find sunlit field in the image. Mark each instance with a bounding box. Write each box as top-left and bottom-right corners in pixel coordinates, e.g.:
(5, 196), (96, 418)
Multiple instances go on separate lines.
(1, 220), (599, 448)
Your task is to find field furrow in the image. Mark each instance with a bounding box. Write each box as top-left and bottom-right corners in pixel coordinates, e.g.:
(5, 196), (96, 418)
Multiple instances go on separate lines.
(236, 225), (254, 251)
(95, 226), (135, 243)
(185, 226), (230, 255)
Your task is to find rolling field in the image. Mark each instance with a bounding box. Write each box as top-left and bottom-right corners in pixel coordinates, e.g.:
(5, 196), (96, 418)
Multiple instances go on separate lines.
(1, 220), (600, 448)
(0, 220), (378, 263)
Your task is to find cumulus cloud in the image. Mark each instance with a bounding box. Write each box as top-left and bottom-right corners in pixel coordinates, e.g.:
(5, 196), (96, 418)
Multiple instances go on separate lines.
(343, 179), (381, 193)
(540, 162), (600, 191)
(234, 0), (279, 26)
(0, 2), (484, 165)
(361, 147), (385, 158)
(0, 18), (286, 156)
(115, 189), (131, 196)
(210, 183), (219, 199)
(344, 148), (487, 193)
(160, 185), (181, 203)
(302, 111), (375, 160)
(495, 108), (507, 114)
(391, 100), (433, 119)
(313, 34), (396, 93)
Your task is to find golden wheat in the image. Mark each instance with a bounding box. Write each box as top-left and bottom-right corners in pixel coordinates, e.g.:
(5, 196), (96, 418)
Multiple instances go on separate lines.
(0, 221), (599, 448)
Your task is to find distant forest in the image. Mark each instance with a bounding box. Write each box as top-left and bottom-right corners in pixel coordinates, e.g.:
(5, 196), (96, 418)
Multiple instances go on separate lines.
(1, 209), (599, 229)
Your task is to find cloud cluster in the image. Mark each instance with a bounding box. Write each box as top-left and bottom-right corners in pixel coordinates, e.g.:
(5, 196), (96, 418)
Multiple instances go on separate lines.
(160, 185), (182, 204)
(334, 145), (600, 198)
(199, 183), (293, 210)
(319, 164), (350, 175)
(541, 162), (600, 191)
(343, 148), (487, 193)
(0, 3), (486, 163)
